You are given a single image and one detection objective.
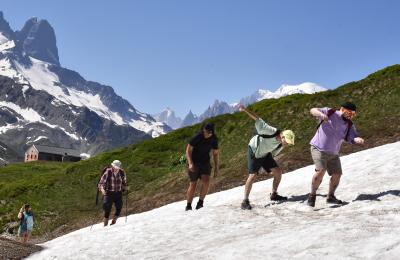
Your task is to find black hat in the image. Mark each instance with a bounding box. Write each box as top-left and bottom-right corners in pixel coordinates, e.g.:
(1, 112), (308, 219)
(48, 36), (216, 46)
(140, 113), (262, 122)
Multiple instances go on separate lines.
(341, 102), (357, 112)
(204, 123), (215, 134)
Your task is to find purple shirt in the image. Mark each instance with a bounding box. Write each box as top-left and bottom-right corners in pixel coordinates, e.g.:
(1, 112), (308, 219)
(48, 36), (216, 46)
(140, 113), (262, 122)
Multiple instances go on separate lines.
(310, 107), (358, 155)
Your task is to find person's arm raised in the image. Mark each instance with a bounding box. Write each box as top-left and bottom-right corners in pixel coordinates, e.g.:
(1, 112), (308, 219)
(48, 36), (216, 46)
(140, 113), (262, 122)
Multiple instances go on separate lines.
(239, 105), (258, 121)
(310, 108), (328, 121)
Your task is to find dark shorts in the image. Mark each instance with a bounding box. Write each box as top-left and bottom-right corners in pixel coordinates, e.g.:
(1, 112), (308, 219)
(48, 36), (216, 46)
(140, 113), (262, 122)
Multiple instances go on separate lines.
(187, 163), (212, 181)
(247, 146), (278, 174)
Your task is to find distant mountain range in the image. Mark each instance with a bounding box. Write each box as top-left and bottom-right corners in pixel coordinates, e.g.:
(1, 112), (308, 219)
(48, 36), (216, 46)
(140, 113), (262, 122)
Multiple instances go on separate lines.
(155, 82), (327, 129)
(0, 11), (171, 162)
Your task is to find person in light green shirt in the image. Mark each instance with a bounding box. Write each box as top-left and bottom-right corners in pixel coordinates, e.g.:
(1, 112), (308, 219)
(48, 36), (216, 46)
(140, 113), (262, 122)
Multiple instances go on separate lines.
(239, 105), (295, 210)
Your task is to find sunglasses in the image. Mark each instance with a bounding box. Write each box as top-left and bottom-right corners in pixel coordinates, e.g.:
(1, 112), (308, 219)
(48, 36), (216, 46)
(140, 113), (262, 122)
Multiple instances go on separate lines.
(342, 108), (356, 116)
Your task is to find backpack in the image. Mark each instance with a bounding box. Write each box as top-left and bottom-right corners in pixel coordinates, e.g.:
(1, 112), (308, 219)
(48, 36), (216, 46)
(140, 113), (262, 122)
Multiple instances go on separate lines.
(317, 108), (353, 141)
(26, 213), (34, 231)
(20, 212), (34, 231)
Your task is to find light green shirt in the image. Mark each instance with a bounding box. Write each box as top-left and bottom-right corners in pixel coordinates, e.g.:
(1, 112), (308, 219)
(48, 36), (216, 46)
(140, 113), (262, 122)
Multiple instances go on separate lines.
(248, 118), (283, 158)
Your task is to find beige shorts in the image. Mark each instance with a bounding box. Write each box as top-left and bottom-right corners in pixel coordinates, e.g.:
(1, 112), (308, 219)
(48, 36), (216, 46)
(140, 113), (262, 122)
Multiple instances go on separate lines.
(310, 146), (342, 175)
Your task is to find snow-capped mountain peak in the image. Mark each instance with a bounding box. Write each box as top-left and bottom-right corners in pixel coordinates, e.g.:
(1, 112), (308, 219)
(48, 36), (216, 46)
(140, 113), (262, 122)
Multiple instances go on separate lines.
(0, 12), (171, 160)
(275, 82), (327, 96)
(153, 107), (182, 130)
(240, 82), (327, 106)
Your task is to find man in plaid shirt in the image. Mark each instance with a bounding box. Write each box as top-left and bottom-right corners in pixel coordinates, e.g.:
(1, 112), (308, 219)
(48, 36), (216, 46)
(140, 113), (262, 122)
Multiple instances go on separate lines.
(98, 160), (127, 226)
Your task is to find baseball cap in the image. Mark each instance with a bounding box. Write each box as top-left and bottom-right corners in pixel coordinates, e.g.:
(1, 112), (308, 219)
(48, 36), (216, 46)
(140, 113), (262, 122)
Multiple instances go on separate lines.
(204, 123), (215, 134)
(341, 102), (357, 112)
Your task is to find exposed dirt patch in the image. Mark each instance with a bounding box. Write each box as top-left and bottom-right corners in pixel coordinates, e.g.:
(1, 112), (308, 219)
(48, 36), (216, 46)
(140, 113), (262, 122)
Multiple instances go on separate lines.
(0, 236), (42, 260)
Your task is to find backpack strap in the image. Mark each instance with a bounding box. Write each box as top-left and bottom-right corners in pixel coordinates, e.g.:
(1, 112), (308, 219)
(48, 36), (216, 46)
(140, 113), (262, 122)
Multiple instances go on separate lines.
(256, 129), (281, 147)
(344, 119), (353, 141)
(105, 169), (113, 191)
(316, 108), (336, 129)
(19, 213), (25, 226)
(317, 109), (354, 140)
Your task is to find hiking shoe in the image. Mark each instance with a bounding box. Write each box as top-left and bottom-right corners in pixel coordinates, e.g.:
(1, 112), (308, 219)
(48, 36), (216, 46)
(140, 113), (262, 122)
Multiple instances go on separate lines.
(241, 199), (252, 210)
(270, 192), (288, 201)
(326, 195), (343, 204)
(307, 193), (316, 207)
(185, 204), (192, 211)
(110, 216), (118, 225)
(195, 200), (203, 210)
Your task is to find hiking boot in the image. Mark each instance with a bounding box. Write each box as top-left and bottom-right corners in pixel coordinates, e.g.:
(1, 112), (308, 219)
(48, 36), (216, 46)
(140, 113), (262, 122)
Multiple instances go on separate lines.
(241, 199), (252, 210)
(110, 216), (118, 225)
(307, 193), (316, 207)
(195, 200), (203, 210)
(185, 204), (192, 211)
(326, 195), (343, 204)
(103, 218), (109, 227)
(270, 192), (288, 201)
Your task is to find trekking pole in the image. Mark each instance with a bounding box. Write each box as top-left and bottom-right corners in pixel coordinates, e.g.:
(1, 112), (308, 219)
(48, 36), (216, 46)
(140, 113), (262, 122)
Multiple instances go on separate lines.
(125, 190), (128, 223)
(90, 189), (103, 230)
(90, 206), (100, 231)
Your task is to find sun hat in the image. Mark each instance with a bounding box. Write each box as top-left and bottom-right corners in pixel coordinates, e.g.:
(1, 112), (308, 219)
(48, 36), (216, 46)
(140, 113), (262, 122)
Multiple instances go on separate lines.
(282, 130), (295, 145)
(111, 160), (122, 169)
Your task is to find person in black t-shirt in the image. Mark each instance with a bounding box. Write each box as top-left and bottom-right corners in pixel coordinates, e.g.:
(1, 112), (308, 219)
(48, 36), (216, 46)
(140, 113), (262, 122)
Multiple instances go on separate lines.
(185, 123), (219, 211)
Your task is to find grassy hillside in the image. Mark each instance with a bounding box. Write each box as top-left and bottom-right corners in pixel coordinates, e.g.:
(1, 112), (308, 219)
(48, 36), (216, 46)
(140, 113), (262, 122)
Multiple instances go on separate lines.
(1, 65), (400, 241)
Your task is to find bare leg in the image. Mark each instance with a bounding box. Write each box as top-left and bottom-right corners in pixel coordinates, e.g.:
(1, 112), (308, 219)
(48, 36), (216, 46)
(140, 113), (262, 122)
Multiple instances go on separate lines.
(22, 233), (28, 244)
(328, 174), (341, 196)
(186, 181), (198, 204)
(271, 167), (283, 193)
(244, 173), (257, 200)
(311, 169), (326, 195)
(199, 175), (210, 200)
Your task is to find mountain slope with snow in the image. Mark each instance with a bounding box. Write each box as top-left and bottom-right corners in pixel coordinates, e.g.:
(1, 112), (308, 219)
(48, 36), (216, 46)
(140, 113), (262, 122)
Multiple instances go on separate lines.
(29, 141), (400, 259)
(0, 12), (170, 159)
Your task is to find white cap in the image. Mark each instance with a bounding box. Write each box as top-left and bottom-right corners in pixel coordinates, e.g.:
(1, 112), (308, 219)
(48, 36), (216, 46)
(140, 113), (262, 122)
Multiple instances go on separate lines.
(111, 160), (122, 169)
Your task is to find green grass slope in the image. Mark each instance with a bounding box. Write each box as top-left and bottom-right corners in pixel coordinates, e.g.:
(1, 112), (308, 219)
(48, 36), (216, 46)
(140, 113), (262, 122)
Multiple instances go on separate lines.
(1, 65), (400, 241)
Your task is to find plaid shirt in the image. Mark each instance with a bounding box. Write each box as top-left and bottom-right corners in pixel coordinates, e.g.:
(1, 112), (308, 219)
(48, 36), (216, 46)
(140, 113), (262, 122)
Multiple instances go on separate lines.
(98, 168), (127, 192)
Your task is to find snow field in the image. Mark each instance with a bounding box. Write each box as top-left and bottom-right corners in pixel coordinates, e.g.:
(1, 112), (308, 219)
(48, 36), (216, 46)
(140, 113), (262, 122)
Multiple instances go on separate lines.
(29, 142), (400, 259)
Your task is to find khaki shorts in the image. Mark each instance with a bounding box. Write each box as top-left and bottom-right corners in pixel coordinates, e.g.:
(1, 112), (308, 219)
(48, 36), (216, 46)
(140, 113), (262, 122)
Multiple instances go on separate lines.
(310, 146), (342, 175)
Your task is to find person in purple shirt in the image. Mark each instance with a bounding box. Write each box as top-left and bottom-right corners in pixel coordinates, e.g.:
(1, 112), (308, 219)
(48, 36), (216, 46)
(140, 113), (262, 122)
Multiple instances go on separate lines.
(307, 102), (365, 207)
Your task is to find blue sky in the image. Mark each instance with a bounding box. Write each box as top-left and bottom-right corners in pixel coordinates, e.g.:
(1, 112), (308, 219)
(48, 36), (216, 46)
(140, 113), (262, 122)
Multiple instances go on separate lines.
(2, 1), (400, 117)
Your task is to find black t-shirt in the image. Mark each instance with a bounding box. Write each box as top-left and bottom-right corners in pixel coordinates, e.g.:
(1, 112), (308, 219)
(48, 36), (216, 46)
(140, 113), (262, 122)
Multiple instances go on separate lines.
(189, 132), (219, 164)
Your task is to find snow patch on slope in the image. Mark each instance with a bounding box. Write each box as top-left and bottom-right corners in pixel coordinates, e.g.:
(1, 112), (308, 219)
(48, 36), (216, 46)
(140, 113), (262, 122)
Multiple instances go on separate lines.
(26, 136), (48, 144)
(11, 57), (165, 134)
(0, 32), (15, 52)
(0, 101), (79, 140)
(0, 101), (43, 122)
(29, 142), (400, 259)
(0, 57), (28, 83)
(0, 123), (23, 134)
